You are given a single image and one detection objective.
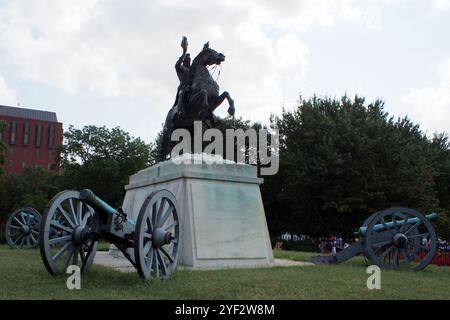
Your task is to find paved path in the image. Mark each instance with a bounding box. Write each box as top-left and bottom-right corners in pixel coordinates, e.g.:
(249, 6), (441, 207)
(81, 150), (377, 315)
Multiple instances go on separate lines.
(94, 252), (136, 273)
(94, 251), (314, 273)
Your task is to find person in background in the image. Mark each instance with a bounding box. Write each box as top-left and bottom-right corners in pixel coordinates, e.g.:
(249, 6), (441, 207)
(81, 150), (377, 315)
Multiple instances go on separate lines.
(335, 234), (344, 253)
(425, 236), (431, 249)
(330, 235), (337, 255)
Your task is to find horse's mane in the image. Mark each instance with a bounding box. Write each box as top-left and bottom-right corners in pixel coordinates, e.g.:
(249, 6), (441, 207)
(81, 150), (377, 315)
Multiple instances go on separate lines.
(190, 51), (205, 72)
(189, 49), (208, 82)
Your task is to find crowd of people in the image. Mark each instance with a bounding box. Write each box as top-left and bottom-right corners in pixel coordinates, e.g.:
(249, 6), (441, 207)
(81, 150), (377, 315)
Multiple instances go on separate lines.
(318, 234), (351, 254)
(317, 234), (450, 255)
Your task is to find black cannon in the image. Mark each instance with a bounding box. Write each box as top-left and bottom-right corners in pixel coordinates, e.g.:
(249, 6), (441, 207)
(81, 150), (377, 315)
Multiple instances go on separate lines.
(39, 189), (182, 279)
(4, 207), (41, 249)
(312, 207), (438, 271)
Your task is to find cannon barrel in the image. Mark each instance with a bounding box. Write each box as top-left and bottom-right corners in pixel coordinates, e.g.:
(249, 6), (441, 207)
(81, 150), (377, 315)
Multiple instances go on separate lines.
(358, 212), (437, 237)
(79, 189), (121, 217)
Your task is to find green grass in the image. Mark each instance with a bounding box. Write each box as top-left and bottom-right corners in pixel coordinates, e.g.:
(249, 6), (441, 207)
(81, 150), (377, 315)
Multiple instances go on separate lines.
(273, 250), (317, 262)
(96, 241), (112, 252)
(1, 245), (450, 300)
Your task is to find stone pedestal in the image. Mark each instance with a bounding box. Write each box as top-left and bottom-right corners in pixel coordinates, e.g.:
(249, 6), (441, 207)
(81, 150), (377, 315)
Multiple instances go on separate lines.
(121, 154), (273, 269)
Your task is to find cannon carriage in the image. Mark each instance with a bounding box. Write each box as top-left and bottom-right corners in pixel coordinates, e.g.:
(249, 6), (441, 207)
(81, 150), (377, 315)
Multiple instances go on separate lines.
(312, 207), (438, 271)
(39, 188), (182, 280)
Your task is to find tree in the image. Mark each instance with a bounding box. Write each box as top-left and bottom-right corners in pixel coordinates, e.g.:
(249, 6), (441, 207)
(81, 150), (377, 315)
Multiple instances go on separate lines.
(429, 133), (450, 239)
(0, 167), (63, 220)
(150, 129), (167, 163)
(150, 96), (450, 242)
(268, 95), (446, 239)
(151, 116), (263, 162)
(152, 116), (285, 240)
(58, 125), (152, 208)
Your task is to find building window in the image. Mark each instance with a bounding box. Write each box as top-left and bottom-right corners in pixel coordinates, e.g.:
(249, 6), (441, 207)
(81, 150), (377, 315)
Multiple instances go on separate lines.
(48, 126), (55, 149)
(10, 121), (17, 145)
(8, 159), (13, 167)
(35, 125), (42, 147)
(23, 122), (30, 146)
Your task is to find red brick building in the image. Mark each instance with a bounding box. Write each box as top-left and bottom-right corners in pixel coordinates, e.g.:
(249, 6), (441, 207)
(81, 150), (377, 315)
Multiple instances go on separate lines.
(0, 105), (63, 175)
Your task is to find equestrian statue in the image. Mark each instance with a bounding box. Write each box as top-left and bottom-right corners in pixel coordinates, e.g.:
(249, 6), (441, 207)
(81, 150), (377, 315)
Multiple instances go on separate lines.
(162, 36), (235, 158)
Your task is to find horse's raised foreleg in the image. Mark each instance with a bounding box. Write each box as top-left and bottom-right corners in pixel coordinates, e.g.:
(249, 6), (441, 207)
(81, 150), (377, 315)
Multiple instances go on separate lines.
(210, 91), (235, 116)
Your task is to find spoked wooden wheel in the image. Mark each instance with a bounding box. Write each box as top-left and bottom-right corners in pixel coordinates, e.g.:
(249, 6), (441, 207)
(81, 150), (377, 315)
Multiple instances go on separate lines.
(135, 190), (182, 280)
(39, 190), (98, 275)
(365, 207), (437, 271)
(5, 207), (41, 249)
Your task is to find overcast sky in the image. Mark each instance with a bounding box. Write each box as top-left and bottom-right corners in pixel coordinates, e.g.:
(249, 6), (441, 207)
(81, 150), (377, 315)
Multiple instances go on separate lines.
(0, 0), (449, 142)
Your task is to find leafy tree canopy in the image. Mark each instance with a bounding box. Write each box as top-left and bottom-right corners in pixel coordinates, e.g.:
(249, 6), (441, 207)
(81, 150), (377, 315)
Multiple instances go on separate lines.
(0, 167), (63, 220)
(266, 95), (450, 239)
(57, 125), (152, 207)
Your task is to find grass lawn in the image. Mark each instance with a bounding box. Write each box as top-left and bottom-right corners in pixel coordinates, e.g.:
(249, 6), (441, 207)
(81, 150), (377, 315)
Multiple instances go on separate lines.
(1, 245), (450, 299)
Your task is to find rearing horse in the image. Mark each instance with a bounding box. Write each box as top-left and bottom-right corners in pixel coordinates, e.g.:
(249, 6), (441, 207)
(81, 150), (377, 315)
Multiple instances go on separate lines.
(162, 42), (235, 158)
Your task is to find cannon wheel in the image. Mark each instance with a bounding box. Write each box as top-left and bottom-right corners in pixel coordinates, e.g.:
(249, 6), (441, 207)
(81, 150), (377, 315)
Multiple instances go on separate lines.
(360, 212), (378, 230)
(135, 190), (182, 280)
(5, 207), (41, 249)
(365, 207), (437, 271)
(39, 190), (98, 275)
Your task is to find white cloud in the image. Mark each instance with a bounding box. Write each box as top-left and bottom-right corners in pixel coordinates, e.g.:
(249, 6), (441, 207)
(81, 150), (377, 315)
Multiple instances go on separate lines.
(439, 59), (450, 87)
(401, 58), (450, 135)
(275, 34), (310, 70)
(230, 0), (390, 32)
(0, 0), (408, 140)
(364, 5), (382, 30)
(0, 75), (16, 105)
(0, 1), (313, 126)
(432, 0), (450, 11)
(340, 3), (363, 21)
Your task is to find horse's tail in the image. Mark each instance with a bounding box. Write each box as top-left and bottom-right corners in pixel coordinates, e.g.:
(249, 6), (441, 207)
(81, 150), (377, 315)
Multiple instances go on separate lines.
(161, 104), (178, 160)
(172, 86), (180, 108)
(161, 126), (170, 160)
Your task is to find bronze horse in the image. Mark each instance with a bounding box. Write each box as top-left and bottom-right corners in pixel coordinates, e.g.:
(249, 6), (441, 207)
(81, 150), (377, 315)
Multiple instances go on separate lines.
(162, 42), (235, 158)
